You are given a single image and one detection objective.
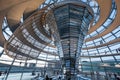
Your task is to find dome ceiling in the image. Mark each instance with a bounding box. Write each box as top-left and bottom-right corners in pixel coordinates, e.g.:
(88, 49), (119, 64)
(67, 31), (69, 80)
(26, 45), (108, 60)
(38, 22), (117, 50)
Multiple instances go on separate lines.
(0, 0), (119, 63)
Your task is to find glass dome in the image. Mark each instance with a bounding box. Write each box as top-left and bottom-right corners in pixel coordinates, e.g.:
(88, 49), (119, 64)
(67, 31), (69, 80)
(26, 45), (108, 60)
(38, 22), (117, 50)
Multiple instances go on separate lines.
(0, 0), (120, 80)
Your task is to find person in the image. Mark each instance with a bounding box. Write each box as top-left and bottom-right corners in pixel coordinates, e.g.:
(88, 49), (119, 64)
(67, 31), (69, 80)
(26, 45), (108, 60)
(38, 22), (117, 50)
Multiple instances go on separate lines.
(104, 50), (107, 54)
(118, 48), (120, 52)
(45, 75), (49, 80)
(4, 70), (7, 74)
(100, 40), (103, 44)
(0, 71), (2, 76)
(116, 49), (118, 53)
(58, 75), (61, 80)
(32, 71), (35, 75)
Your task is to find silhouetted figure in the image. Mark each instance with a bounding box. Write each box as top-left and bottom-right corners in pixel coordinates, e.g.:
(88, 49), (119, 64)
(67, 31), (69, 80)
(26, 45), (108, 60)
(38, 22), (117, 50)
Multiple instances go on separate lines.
(116, 49), (118, 53)
(118, 48), (120, 52)
(32, 71), (35, 75)
(49, 78), (52, 80)
(58, 76), (61, 80)
(0, 71), (2, 76)
(114, 74), (120, 80)
(4, 71), (7, 74)
(45, 75), (49, 80)
(100, 40), (103, 44)
(68, 78), (70, 80)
